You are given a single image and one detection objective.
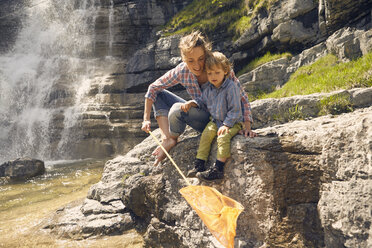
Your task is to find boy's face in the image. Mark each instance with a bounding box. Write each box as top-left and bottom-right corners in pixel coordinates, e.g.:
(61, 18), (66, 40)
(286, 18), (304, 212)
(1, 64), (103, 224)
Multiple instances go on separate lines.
(206, 65), (227, 88)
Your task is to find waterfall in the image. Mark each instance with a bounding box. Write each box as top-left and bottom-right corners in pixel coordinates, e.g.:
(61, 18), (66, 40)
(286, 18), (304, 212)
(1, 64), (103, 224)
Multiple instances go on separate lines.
(0, 0), (103, 163)
(108, 0), (114, 56)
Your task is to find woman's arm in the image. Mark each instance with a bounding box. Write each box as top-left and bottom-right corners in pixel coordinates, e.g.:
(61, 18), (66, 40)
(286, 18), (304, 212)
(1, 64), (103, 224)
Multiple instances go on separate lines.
(142, 63), (185, 132)
(141, 98), (153, 133)
(145, 63), (184, 102)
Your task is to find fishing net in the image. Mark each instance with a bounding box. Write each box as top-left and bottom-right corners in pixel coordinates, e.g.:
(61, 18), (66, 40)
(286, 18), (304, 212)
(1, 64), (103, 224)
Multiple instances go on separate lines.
(148, 131), (244, 248)
(180, 185), (244, 248)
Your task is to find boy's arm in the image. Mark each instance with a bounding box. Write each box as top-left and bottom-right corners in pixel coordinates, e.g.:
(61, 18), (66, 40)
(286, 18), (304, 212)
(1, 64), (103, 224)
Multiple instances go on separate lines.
(223, 83), (242, 128)
(230, 71), (253, 123)
(181, 100), (198, 112)
(230, 71), (255, 136)
(193, 90), (208, 111)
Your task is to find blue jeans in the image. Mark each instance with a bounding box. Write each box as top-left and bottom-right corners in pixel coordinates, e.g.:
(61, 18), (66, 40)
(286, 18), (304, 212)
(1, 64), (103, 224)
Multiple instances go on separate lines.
(153, 90), (210, 137)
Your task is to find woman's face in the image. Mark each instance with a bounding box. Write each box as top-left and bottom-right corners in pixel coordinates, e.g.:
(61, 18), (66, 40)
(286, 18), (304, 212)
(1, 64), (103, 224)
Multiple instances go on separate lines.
(183, 46), (205, 76)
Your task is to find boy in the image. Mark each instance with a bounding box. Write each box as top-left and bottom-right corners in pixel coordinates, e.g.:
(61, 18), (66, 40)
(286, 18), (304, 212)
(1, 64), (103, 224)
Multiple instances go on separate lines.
(180, 51), (243, 181)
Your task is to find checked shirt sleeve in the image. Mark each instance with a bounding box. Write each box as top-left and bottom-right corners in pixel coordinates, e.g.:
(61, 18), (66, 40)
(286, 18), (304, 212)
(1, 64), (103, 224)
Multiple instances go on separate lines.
(230, 70), (253, 123)
(145, 64), (183, 102)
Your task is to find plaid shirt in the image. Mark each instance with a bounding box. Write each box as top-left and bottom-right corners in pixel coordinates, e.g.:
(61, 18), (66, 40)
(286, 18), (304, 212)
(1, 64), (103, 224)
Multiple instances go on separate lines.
(194, 76), (243, 128)
(145, 62), (253, 123)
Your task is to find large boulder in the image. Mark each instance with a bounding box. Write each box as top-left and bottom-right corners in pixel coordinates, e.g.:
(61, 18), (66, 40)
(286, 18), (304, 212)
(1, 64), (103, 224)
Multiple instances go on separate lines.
(43, 105), (372, 247)
(0, 158), (45, 180)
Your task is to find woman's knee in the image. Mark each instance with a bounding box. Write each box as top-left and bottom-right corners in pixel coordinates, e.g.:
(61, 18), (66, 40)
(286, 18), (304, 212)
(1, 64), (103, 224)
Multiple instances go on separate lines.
(168, 103), (186, 136)
(169, 102), (183, 118)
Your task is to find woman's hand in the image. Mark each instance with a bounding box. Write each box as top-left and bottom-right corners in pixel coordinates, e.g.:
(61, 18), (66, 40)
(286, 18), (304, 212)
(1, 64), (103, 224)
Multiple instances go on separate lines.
(141, 120), (151, 133)
(180, 100), (195, 113)
(218, 125), (230, 136)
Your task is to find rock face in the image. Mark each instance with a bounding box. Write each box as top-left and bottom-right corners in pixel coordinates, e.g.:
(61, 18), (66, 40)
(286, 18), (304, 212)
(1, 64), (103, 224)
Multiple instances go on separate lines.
(0, 0), (370, 161)
(232, 0), (371, 68)
(59, 0), (372, 159)
(238, 28), (372, 95)
(0, 158), (45, 180)
(61, 0), (193, 159)
(44, 105), (372, 247)
(0, 0), (23, 53)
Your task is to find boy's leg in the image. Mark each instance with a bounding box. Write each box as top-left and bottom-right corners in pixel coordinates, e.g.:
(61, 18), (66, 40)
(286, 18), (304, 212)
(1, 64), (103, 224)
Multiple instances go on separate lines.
(197, 123), (242, 181)
(216, 122), (242, 161)
(187, 121), (217, 177)
(196, 121), (217, 161)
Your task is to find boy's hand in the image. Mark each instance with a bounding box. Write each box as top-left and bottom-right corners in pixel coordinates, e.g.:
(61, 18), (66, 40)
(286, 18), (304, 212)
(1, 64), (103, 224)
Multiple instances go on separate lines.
(218, 125), (230, 136)
(180, 101), (194, 112)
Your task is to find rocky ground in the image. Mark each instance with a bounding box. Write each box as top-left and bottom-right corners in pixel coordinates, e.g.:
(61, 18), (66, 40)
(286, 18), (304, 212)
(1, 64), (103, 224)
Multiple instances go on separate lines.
(11, 0), (370, 246)
(43, 98), (372, 247)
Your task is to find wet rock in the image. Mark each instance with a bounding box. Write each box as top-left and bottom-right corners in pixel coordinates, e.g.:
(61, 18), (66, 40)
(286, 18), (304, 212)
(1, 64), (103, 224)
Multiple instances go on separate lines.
(44, 199), (135, 239)
(0, 158), (45, 180)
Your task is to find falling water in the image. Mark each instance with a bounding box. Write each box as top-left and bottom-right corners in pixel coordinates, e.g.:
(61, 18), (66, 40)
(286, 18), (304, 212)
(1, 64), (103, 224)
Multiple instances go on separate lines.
(108, 0), (114, 56)
(0, 0), (101, 163)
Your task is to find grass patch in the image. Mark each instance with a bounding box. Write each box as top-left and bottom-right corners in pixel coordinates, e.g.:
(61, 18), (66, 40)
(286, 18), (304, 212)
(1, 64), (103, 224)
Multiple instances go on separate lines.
(162, 0), (244, 36)
(162, 0), (279, 38)
(272, 104), (307, 122)
(237, 51), (293, 76)
(247, 87), (275, 101)
(261, 52), (372, 99)
(319, 93), (353, 116)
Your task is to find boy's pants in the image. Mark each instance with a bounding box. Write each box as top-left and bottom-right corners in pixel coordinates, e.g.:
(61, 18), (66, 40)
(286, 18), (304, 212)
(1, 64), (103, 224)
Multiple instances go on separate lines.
(196, 121), (242, 161)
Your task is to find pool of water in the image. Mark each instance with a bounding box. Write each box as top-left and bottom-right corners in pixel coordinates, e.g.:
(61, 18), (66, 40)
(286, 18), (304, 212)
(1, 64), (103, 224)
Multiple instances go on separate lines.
(0, 158), (143, 247)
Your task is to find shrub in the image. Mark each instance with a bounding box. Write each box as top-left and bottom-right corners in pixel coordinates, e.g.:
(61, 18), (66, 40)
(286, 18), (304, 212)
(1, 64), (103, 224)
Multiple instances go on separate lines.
(319, 94), (353, 116)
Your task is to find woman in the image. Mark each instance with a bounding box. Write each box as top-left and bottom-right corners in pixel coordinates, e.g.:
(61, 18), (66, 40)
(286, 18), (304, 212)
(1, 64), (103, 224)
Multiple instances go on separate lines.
(141, 31), (256, 165)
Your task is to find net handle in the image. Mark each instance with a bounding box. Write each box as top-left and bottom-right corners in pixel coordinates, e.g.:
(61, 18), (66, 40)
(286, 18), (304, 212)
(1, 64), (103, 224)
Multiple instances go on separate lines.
(148, 131), (191, 186)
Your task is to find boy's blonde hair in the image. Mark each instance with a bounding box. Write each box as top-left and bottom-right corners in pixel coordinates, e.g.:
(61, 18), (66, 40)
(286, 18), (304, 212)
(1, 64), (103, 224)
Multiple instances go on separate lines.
(179, 30), (212, 60)
(205, 51), (232, 73)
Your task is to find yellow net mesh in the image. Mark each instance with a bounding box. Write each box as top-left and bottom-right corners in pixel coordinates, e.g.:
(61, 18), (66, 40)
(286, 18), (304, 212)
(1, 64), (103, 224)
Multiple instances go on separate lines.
(148, 131), (244, 248)
(179, 185), (244, 248)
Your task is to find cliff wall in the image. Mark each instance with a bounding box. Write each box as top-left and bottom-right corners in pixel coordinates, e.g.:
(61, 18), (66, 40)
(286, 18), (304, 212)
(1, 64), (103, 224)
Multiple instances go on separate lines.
(77, 0), (371, 158)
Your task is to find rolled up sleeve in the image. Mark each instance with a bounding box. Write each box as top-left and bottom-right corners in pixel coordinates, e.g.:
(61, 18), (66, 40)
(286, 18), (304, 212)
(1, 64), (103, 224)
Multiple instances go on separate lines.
(145, 64), (182, 102)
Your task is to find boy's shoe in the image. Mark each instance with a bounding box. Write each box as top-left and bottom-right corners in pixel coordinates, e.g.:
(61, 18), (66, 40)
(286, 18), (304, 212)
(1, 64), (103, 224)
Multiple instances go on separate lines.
(196, 166), (224, 181)
(187, 159), (206, 177)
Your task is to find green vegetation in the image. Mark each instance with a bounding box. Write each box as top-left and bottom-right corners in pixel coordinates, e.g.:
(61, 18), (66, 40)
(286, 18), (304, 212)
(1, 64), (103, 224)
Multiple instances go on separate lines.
(262, 52), (372, 99)
(273, 104), (306, 122)
(237, 51), (293, 76)
(122, 174), (132, 183)
(162, 0), (278, 38)
(319, 93), (353, 116)
(162, 0), (243, 36)
(246, 88), (270, 102)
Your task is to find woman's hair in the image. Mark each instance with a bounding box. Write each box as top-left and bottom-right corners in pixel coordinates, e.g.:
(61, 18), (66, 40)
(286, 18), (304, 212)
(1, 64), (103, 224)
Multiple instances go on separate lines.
(205, 51), (232, 73)
(179, 30), (212, 60)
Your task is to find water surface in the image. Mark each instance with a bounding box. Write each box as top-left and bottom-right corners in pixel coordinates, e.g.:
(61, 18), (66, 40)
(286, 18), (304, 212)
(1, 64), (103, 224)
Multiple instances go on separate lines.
(0, 159), (143, 247)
